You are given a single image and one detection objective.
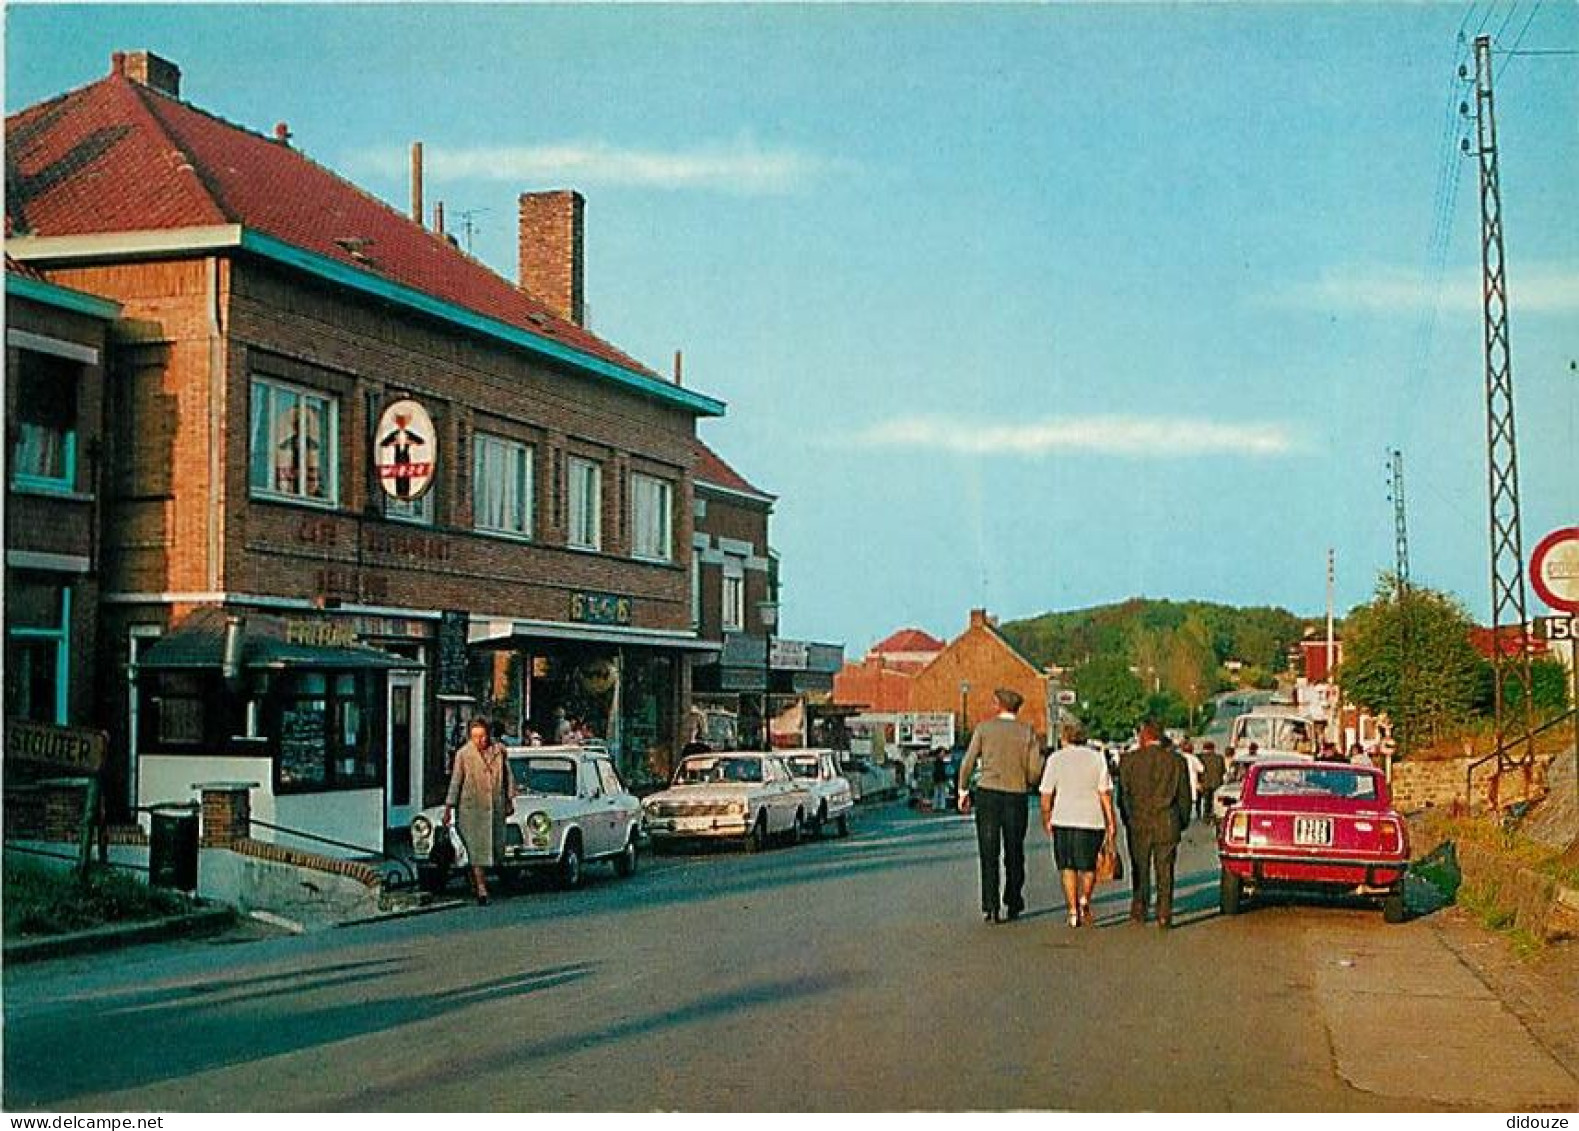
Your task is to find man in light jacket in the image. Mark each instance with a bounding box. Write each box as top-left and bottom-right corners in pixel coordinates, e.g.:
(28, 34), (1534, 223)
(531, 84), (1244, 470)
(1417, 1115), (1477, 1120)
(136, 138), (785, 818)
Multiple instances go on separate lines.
(958, 688), (1045, 923)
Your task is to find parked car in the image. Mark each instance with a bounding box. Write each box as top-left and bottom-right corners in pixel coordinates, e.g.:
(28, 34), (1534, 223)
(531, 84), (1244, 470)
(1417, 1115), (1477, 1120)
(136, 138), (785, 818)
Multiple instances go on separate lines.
(410, 744), (641, 893)
(781, 748), (854, 837)
(1217, 759), (1410, 922)
(643, 751), (811, 851)
(838, 752), (902, 802)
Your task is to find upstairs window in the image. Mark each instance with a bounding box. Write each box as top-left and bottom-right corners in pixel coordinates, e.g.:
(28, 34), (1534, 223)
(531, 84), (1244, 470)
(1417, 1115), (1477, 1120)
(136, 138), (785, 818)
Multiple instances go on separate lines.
(568, 456), (602, 551)
(4, 578), (71, 724)
(249, 377), (337, 504)
(473, 433), (533, 538)
(721, 555), (745, 632)
(631, 473), (673, 562)
(11, 351), (79, 492)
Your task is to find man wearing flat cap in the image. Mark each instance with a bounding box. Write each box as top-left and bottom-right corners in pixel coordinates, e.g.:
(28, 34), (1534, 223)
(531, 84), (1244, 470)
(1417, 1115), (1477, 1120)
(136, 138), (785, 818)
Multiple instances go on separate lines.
(958, 687), (1045, 922)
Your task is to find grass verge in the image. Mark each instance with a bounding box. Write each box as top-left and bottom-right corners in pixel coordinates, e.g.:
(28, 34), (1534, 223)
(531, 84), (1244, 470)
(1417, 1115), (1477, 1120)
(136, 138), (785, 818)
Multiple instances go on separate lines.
(3, 857), (194, 939)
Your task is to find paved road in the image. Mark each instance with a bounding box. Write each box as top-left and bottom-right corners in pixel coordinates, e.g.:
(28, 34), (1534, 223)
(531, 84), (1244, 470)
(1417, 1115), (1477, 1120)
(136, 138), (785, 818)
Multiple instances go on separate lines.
(5, 803), (1576, 1111)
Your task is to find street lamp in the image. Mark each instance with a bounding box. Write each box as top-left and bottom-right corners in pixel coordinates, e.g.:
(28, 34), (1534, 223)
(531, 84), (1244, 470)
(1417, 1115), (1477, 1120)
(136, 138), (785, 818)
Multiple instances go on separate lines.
(758, 600), (779, 751)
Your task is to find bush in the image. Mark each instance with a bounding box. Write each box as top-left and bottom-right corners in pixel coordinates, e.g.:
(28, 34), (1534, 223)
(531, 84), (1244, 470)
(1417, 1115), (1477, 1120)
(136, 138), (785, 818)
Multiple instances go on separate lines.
(3, 858), (192, 938)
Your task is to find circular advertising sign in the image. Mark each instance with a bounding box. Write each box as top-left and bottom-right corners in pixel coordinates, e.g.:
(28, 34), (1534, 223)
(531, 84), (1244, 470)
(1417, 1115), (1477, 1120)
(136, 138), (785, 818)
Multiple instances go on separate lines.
(1529, 525), (1579, 614)
(374, 398), (437, 502)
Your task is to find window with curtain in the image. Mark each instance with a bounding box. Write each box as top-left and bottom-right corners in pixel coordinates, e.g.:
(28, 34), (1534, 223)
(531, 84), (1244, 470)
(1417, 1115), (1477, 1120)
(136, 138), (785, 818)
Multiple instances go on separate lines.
(568, 456), (602, 550)
(631, 473), (673, 562)
(722, 556), (745, 632)
(11, 351), (79, 490)
(473, 433), (533, 537)
(249, 377), (337, 503)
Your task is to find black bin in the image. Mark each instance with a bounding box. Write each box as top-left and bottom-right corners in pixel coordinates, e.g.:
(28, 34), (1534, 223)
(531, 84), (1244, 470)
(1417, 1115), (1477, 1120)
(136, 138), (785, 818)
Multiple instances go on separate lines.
(148, 803), (199, 891)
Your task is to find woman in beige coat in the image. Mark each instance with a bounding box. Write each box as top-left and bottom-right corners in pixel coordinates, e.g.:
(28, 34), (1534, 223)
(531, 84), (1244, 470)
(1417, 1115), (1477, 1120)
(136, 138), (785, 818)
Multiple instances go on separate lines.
(444, 718), (517, 904)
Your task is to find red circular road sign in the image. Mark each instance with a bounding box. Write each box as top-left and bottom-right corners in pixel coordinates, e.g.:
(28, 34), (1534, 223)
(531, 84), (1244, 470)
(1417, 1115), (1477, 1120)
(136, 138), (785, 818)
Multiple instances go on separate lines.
(1529, 525), (1579, 614)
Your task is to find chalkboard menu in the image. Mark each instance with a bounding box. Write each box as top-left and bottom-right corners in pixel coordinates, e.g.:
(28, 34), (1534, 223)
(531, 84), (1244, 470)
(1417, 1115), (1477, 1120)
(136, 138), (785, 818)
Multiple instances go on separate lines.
(438, 609), (470, 696)
(279, 700), (328, 787)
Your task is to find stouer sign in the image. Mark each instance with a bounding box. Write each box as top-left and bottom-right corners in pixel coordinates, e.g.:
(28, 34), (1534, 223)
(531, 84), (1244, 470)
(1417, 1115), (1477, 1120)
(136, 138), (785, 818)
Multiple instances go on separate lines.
(374, 398), (436, 502)
(1529, 526), (1579, 615)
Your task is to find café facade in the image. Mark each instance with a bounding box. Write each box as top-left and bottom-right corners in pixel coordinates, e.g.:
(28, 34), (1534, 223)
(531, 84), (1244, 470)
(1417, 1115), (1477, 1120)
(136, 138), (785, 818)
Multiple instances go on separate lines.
(7, 51), (724, 852)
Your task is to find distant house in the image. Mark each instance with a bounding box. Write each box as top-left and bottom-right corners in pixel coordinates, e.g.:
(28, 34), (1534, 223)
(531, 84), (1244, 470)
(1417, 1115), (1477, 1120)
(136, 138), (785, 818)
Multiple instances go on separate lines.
(831, 626), (944, 713)
(1468, 625), (1549, 661)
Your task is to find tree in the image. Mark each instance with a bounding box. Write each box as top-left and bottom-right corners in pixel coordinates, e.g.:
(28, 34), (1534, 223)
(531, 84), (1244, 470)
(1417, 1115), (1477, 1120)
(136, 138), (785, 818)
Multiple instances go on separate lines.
(1072, 655), (1147, 742)
(1336, 577), (1486, 749)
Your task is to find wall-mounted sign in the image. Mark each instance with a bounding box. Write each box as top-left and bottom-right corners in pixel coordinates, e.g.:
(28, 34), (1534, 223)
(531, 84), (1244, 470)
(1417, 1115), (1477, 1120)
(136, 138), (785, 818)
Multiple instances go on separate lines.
(1530, 526), (1579, 614)
(570, 592), (632, 626)
(285, 618), (358, 648)
(5, 720), (107, 774)
(770, 639), (809, 671)
(374, 398), (436, 502)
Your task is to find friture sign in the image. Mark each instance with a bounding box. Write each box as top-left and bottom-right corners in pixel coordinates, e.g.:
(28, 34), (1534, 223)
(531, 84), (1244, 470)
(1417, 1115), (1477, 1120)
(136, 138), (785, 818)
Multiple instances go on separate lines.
(374, 398), (437, 502)
(570, 591), (632, 626)
(5, 720), (108, 774)
(285, 619), (359, 648)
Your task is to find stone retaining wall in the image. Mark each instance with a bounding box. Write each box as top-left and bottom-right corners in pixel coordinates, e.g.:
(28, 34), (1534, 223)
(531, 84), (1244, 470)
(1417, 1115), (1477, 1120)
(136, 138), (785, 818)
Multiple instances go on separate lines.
(1453, 839), (1579, 943)
(1392, 753), (1550, 814)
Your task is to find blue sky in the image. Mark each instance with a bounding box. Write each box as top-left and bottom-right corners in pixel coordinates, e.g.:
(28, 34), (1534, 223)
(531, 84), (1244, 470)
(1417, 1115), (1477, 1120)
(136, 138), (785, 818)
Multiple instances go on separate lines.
(8, 3), (1577, 653)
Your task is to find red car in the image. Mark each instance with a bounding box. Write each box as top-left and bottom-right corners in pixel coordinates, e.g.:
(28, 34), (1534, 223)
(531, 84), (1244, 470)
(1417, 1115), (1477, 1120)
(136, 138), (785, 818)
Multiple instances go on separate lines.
(1217, 759), (1410, 922)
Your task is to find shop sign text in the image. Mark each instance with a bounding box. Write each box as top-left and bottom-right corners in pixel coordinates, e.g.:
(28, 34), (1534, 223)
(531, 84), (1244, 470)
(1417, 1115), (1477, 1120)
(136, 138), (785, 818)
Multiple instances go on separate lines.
(571, 592), (633, 626)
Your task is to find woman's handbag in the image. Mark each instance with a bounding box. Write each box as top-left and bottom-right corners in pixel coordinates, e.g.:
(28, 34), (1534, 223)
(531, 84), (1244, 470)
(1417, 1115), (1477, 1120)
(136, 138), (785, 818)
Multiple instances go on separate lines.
(1096, 837), (1124, 883)
(430, 824), (457, 870)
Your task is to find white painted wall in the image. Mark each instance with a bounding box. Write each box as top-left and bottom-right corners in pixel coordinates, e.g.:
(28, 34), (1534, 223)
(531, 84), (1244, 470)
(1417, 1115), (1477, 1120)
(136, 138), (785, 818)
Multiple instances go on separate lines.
(137, 754), (275, 833)
(275, 790), (384, 856)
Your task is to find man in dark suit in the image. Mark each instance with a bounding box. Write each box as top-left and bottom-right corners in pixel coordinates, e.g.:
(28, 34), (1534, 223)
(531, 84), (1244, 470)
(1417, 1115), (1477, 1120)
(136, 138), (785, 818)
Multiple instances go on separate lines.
(1118, 718), (1194, 929)
(958, 688), (1045, 922)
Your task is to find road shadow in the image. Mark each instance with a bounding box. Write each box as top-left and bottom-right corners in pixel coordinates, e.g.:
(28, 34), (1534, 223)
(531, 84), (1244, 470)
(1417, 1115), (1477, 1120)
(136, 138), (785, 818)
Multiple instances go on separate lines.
(3, 960), (594, 1109)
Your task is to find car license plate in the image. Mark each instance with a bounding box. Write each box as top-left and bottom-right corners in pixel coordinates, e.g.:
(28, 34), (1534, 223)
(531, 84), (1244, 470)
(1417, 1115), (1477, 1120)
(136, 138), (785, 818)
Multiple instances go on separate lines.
(1294, 817), (1333, 846)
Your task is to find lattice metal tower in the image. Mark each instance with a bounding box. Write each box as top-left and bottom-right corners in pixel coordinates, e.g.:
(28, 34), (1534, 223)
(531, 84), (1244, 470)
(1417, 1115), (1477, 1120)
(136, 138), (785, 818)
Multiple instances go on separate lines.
(1470, 33), (1535, 778)
(1389, 449), (1410, 596)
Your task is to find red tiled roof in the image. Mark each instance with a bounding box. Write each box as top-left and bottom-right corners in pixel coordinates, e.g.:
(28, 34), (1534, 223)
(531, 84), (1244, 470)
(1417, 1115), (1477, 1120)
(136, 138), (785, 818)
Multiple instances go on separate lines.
(871, 628), (945, 655)
(6, 69), (659, 380)
(693, 437), (773, 500)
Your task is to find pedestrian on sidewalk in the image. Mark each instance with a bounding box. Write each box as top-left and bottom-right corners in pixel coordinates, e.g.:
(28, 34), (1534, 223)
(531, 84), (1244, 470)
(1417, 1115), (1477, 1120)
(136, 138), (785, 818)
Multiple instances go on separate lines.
(1179, 739), (1204, 824)
(958, 687), (1045, 923)
(1199, 740), (1226, 823)
(444, 717), (518, 905)
(1039, 721), (1117, 927)
(1118, 718), (1194, 929)
(931, 746), (952, 813)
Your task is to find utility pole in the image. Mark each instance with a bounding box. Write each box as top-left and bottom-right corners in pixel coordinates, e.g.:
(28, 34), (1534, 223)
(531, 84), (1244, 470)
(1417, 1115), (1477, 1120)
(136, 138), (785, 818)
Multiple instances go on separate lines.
(1468, 32), (1536, 799)
(1388, 449), (1413, 757)
(1325, 548), (1336, 678)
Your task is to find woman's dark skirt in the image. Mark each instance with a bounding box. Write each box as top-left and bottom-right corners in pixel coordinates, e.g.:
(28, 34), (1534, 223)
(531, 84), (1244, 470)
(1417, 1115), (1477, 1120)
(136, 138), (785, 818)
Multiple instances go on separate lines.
(1052, 825), (1105, 872)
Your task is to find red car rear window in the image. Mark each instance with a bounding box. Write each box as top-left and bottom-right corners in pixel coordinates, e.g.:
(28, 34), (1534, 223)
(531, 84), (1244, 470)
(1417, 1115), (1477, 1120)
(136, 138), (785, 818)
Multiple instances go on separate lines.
(1252, 766), (1378, 802)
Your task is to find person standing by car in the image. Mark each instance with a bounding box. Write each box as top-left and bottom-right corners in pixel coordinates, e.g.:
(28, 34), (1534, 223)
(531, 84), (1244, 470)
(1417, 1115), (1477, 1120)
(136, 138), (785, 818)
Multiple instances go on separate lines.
(1039, 721), (1117, 927)
(958, 688), (1045, 923)
(931, 746), (952, 813)
(1178, 739), (1204, 823)
(1198, 740), (1226, 823)
(1118, 718), (1193, 929)
(444, 718), (518, 905)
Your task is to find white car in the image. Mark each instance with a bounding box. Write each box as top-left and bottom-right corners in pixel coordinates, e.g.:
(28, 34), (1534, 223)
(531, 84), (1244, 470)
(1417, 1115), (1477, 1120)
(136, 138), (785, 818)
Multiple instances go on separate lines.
(643, 751), (812, 851)
(781, 748), (854, 837)
(410, 744), (641, 892)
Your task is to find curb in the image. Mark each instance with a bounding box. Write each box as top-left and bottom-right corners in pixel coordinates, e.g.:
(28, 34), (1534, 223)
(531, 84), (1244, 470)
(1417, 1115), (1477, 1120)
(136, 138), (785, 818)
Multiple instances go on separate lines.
(337, 897), (468, 929)
(2, 906), (237, 965)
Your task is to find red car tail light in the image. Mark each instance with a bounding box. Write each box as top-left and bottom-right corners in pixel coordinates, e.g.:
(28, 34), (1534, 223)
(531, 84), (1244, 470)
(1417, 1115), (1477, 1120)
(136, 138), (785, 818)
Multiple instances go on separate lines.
(1227, 811), (1249, 844)
(1379, 818), (1402, 853)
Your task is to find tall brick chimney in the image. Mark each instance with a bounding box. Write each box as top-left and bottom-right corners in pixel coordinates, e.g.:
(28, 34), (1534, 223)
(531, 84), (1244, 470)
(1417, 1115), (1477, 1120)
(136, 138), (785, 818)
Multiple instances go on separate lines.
(114, 51), (181, 98)
(969, 608), (991, 630)
(518, 190), (585, 326)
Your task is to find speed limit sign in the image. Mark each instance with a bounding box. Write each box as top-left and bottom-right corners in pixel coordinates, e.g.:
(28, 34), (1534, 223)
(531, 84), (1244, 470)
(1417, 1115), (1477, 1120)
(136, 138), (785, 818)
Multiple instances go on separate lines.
(1536, 615), (1579, 642)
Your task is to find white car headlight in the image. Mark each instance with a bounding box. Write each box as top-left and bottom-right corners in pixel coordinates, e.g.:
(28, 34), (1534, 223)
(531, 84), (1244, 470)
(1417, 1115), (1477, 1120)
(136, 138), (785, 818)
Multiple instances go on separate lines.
(411, 815), (433, 852)
(527, 810), (552, 835)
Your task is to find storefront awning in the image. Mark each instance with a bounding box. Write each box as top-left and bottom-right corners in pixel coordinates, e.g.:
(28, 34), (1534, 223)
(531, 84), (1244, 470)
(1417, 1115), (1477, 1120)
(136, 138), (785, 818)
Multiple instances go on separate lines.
(139, 608), (421, 671)
(468, 616), (722, 654)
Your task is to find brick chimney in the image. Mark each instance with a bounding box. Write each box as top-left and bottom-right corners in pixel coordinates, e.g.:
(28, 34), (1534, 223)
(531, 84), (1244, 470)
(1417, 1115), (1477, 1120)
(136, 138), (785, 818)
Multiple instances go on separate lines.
(518, 190), (585, 326)
(969, 608), (991, 630)
(114, 51), (181, 98)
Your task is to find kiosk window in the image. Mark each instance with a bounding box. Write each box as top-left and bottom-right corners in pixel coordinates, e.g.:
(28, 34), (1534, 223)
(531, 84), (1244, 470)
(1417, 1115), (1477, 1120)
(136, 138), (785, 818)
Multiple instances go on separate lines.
(276, 670), (379, 792)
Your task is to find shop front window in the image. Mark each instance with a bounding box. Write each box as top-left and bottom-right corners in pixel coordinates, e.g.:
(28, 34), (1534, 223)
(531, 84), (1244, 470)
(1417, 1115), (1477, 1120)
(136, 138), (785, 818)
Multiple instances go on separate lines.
(276, 671), (378, 792)
(249, 377), (337, 504)
(4, 579), (70, 724)
(11, 351), (79, 491)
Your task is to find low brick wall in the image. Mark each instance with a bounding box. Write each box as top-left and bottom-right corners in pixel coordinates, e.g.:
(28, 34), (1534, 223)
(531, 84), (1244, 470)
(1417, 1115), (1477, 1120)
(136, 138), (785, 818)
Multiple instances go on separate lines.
(1454, 840), (1579, 943)
(230, 838), (383, 889)
(1392, 753), (1551, 815)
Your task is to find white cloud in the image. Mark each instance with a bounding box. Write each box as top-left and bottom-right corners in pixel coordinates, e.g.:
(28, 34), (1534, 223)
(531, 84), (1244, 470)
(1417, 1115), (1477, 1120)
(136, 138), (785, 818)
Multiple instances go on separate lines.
(347, 138), (835, 195)
(1264, 263), (1579, 314)
(846, 415), (1304, 458)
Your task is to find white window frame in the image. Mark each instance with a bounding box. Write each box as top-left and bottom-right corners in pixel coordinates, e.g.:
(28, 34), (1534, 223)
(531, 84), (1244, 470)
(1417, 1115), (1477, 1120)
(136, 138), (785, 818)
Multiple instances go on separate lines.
(721, 555), (745, 632)
(249, 376), (338, 506)
(630, 473), (673, 563)
(472, 433), (534, 539)
(567, 456), (603, 551)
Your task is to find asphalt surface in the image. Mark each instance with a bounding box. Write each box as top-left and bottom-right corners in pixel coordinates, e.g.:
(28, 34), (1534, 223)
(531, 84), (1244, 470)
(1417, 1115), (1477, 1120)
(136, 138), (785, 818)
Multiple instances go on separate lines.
(4, 798), (1576, 1112)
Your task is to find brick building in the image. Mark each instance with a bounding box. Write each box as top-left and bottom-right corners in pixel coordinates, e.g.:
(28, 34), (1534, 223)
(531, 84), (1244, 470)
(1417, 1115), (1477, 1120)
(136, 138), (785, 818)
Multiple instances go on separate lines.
(687, 437), (840, 749)
(831, 627), (945, 713)
(6, 52), (727, 849)
(4, 258), (120, 729)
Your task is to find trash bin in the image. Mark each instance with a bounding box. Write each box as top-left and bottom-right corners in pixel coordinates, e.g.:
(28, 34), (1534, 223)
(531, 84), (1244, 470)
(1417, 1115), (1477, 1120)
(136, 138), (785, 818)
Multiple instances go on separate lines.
(148, 803), (199, 891)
